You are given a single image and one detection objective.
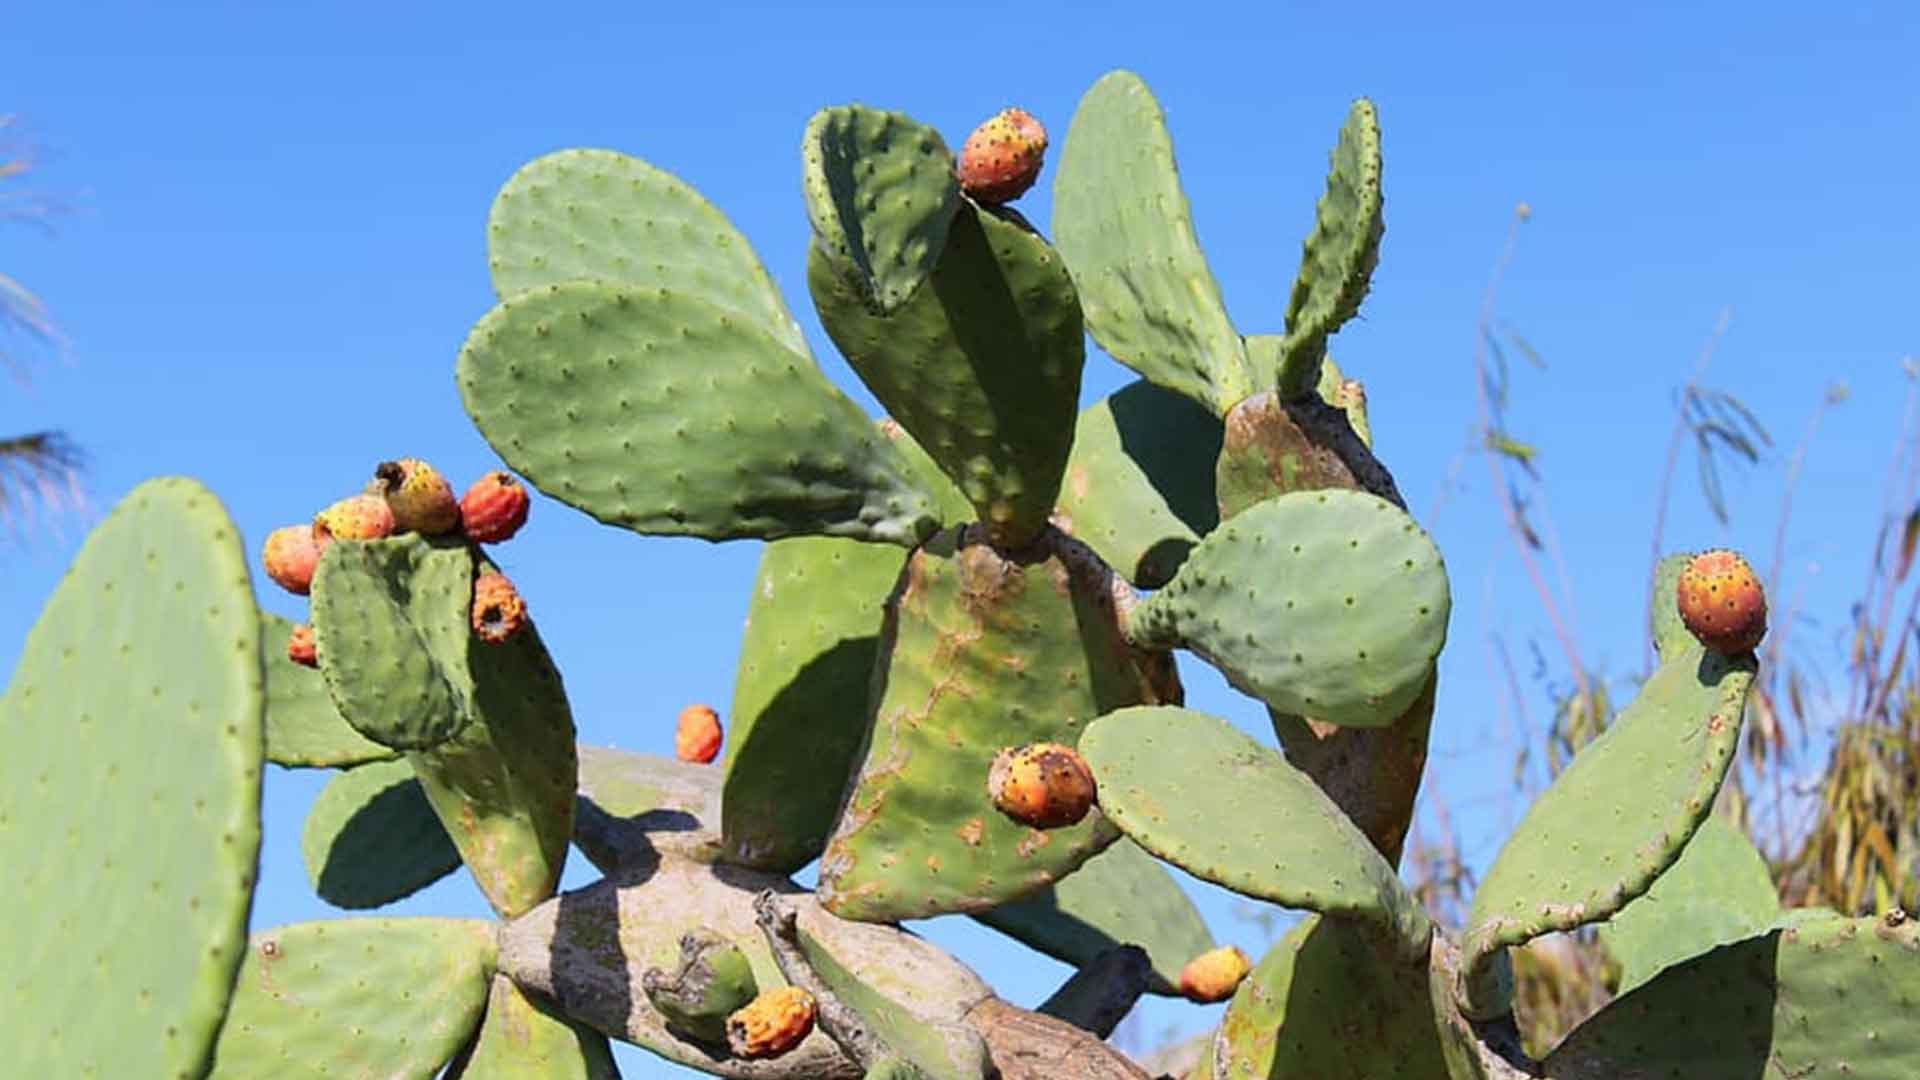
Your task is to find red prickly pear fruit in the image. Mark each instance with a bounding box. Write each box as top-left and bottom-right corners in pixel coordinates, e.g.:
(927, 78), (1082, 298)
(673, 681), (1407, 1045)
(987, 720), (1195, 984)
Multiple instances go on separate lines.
(955, 107), (1047, 206)
(987, 742), (1097, 829)
(371, 457), (460, 535)
(286, 623), (318, 668)
(262, 525), (324, 595)
(1675, 549), (1768, 655)
(725, 986), (816, 1060)
(1179, 945), (1251, 1003)
(460, 470), (530, 544)
(675, 704), (723, 764)
(313, 494), (395, 543)
(470, 571), (528, 644)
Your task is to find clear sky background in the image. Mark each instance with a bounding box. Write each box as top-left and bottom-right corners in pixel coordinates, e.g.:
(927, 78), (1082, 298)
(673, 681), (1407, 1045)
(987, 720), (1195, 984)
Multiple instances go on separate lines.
(4, 2), (1917, 1074)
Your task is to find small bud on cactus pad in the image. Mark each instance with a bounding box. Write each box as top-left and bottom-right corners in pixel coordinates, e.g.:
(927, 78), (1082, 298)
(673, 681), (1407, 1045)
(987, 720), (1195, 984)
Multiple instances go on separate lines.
(987, 742), (1097, 829)
(261, 525), (324, 595)
(1178, 945), (1251, 1003)
(371, 457), (460, 535)
(725, 985), (816, 1060)
(470, 571), (528, 644)
(675, 704), (723, 764)
(1676, 548), (1768, 655)
(956, 107), (1047, 205)
(313, 494), (396, 543)
(460, 470), (530, 544)
(286, 623), (318, 668)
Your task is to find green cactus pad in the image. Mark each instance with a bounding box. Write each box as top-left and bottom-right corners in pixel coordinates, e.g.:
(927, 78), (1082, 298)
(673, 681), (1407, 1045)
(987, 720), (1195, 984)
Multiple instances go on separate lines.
(1056, 378), (1223, 589)
(802, 104), (960, 313)
(1079, 705), (1430, 958)
(809, 201), (1083, 547)
(1316, 353), (1373, 448)
(864, 1060), (930, 1080)
(299, 756), (461, 910)
(642, 930), (759, 1046)
(722, 535), (905, 871)
(0, 477), (264, 1080)
(817, 526), (1179, 922)
(260, 610), (399, 768)
(1209, 915), (1447, 1080)
(1648, 550), (1695, 662)
(447, 974), (621, 1080)
(1053, 69), (1252, 415)
(1460, 643), (1755, 1014)
(1273, 100), (1385, 399)
(1545, 913), (1920, 1078)
(1594, 814), (1780, 996)
(972, 838), (1214, 996)
(487, 147), (808, 355)
(1127, 489), (1449, 728)
(206, 917), (497, 1078)
(309, 539), (466, 751)
(574, 743), (726, 873)
(794, 922), (993, 1080)
(458, 280), (942, 546)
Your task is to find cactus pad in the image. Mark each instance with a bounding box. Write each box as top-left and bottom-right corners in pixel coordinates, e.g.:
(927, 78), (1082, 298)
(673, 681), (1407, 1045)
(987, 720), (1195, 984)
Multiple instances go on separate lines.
(793, 922), (993, 1080)
(1080, 705), (1430, 958)
(1052, 69), (1252, 414)
(1, 477), (264, 1080)
(1127, 489), (1449, 728)
(206, 918), (496, 1078)
(1648, 551), (1695, 662)
(299, 756), (461, 910)
(459, 280), (941, 546)
(448, 974), (622, 1079)
(260, 609), (399, 767)
(1594, 814), (1780, 996)
(486, 147), (808, 355)
(573, 743), (726, 873)
(309, 538), (466, 751)
(1273, 100), (1385, 399)
(801, 104), (960, 313)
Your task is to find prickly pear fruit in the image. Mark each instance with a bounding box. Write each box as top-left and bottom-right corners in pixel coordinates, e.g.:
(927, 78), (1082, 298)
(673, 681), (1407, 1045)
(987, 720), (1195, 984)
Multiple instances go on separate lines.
(675, 704), (723, 764)
(470, 571), (527, 644)
(262, 524), (324, 595)
(642, 930), (760, 1047)
(459, 470), (530, 544)
(1178, 945), (1251, 1003)
(286, 623), (318, 668)
(725, 985), (816, 1060)
(371, 457), (460, 535)
(313, 494), (395, 543)
(956, 106), (1047, 205)
(987, 742), (1097, 829)
(1676, 548), (1768, 655)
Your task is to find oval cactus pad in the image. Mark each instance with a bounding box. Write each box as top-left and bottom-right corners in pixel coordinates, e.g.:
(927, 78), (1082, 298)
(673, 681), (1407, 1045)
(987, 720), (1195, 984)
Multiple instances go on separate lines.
(1128, 488), (1449, 728)
(802, 104), (960, 313)
(260, 610), (398, 768)
(448, 974), (621, 1079)
(300, 756), (461, 910)
(1, 478), (264, 1079)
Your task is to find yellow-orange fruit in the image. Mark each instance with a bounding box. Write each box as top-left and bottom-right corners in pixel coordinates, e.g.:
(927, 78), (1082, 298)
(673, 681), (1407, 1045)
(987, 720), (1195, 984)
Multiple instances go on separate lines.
(956, 106), (1047, 205)
(460, 470), (531, 544)
(313, 494), (395, 543)
(1179, 945), (1251, 1003)
(1675, 548), (1767, 655)
(286, 623), (318, 668)
(372, 457), (461, 535)
(987, 742), (1097, 829)
(676, 704), (723, 764)
(470, 571), (527, 644)
(262, 525), (324, 595)
(724, 985), (815, 1059)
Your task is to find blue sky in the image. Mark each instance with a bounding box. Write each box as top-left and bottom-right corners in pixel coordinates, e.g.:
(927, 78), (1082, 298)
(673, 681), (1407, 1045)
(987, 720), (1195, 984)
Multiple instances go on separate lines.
(4, 2), (1917, 1072)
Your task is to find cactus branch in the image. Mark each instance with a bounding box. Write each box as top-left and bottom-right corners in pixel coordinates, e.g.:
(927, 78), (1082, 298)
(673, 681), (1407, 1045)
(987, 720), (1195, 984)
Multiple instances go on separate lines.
(752, 891), (894, 1070)
(1035, 945), (1150, 1038)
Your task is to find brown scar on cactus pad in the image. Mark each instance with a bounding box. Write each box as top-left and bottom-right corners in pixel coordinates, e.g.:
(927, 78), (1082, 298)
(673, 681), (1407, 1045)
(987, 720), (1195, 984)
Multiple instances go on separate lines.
(1178, 945), (1251, 1003)
(470, 570), (527, 644)
(675, 703), (723, 764)
(1675, 548), (1767, 655)
(988, 742), (1098, 829)
(724, 985), (817, 1060)
(956, 106), (1048, 205)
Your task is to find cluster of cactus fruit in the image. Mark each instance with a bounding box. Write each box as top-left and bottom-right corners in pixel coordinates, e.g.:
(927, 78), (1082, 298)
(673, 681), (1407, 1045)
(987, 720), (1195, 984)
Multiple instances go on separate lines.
(5, 66), (1918, 1080)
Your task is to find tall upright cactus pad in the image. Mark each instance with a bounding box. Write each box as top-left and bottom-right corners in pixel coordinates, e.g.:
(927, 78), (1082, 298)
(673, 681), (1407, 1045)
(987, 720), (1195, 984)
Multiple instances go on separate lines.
(260, 610), (398, 768)
(1594, 814), (1780, 996)
(1052, 69), (1252, 415)
(0, 477), (264, 1080)
(448, 975), (623, 1079)
(810, 201), (1085, 547)
(1055, 378), (1223, 589)
(1203, 915), (1447, 1080)
(817, 526), (1179, 922)
(206, 918), (497, 1078)
(1127, 489), (1449, 728)
(1544, 913), (1920, 1078)
(1460, 643), (1755, 1016)
(1080, 706), (1430, 960)
(486, 147), (809, 357)
(1272, 100), (1385, 399)
(458, 281), (942, 546)
(300, 756), (461, 910)
(802, 105), (961, 313)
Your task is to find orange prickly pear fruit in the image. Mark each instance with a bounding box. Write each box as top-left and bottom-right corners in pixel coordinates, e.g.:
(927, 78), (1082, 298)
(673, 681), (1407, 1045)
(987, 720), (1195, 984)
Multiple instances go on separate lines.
(460, 470), (530, 544)
(371, 457), (460, 535)
(725, 985), (816, 1060)
(1675, 549), (1767, 655)
(675, 704), (723, 764)
(313, 494), (395, 543)
(262, 524), (324, 595)
(470, 571), (527, 644)
(956, 106), (1047, 205)
(987, 742), (1097, 829)
(1179, 945), (1251, 1003)
(286, 623), (318, 668)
